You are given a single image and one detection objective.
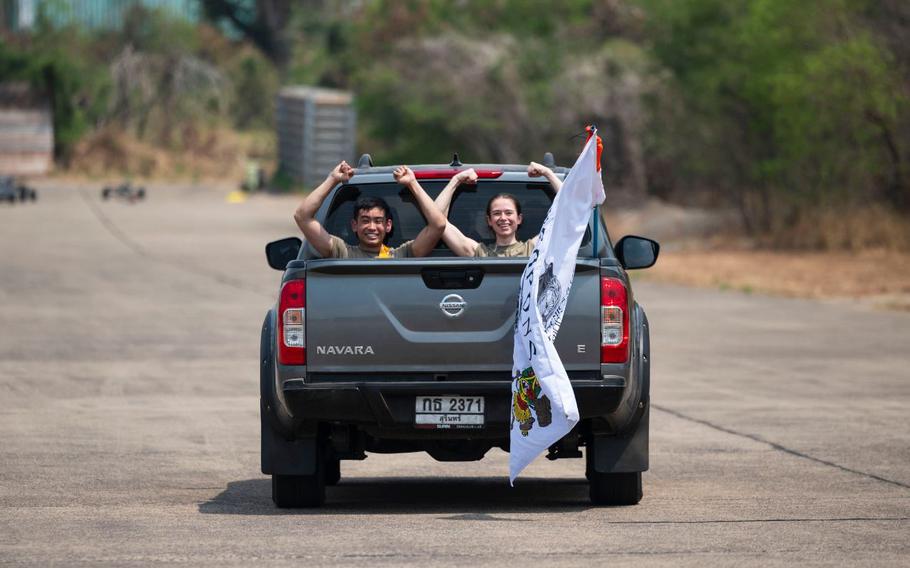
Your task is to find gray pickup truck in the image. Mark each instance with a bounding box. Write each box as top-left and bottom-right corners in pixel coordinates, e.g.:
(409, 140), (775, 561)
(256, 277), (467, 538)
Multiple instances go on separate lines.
(261, 156), (659, 507)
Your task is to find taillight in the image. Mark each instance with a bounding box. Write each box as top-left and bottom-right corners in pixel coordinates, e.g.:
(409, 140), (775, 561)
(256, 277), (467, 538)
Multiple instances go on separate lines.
(278, 279), (306, 365)
(414, 169), (503, 180)
(601, 277), (629, 363)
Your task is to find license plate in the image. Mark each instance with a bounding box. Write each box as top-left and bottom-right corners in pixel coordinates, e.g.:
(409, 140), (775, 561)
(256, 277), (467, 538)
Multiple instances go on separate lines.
(415, 396), (485, 429)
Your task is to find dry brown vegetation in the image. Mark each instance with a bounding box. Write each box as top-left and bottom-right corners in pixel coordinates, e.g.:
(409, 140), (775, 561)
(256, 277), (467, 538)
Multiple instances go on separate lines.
(607, 200), (910, 309)
(762, 206), (910, 252)
(640, 249), (910, 307)
(67, 125), (274, 180)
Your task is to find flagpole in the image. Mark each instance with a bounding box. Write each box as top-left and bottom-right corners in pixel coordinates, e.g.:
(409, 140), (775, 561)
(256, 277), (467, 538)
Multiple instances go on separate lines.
(593, 208), (599, 257)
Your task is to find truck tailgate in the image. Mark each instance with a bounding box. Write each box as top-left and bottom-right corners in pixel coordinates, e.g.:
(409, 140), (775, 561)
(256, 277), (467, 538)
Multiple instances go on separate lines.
(305, 258), (601, 375)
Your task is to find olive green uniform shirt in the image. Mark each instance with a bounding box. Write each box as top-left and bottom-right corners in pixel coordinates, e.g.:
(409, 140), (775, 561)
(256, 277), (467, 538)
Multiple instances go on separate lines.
(473, 240), (535, 257)
(327, 235), (415, 259)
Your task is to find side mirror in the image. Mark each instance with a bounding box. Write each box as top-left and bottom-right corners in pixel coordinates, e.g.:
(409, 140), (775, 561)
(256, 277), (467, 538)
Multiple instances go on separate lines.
(615, 235), (660, 270)
(265, 237), (302, 270)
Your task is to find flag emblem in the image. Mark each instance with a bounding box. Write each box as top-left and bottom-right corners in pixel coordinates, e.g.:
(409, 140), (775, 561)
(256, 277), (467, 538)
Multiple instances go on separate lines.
(511, 367), (553, 437)
(537, 261), (564, 338)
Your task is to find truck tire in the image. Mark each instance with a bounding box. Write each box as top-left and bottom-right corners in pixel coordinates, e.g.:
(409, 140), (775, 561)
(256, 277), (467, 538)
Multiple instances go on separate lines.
(272, 458), (326, 508)
(589, 471), (642, 506)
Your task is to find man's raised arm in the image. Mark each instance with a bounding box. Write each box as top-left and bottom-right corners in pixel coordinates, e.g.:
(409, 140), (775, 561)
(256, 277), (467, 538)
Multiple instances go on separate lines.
(393, 166), (447, 258)
(433, 168), (480, 257)
(293, 161), (354, 258)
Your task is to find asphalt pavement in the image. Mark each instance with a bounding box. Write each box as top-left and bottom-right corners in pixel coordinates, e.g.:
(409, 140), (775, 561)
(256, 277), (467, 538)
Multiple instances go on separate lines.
(0, 182), (907, 566)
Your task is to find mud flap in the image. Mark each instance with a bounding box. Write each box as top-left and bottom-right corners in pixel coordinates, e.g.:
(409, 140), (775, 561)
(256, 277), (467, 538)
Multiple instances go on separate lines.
(260, 309), (317, 476)
(589, 404), (649, 473)
(261, 404), (318, 475)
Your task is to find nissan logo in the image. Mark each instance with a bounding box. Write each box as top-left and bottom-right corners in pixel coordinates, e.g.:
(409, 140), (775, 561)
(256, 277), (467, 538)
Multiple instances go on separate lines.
(439, 294), (466, 318)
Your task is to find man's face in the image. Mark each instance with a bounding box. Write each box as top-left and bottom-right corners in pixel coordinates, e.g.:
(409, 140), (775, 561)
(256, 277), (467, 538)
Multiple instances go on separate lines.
(351, 207), (392, 248)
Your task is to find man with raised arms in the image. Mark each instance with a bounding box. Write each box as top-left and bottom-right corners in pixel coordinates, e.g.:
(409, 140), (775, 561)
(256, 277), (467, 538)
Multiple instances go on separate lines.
(294, 161), (447, 258)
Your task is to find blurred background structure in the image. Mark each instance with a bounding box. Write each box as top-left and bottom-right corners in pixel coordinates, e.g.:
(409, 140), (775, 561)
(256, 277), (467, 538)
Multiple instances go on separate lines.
(0, 0), (907, 250)
(275, 86), (355, 188)
(1, 0), (198, 31)
(0, 82), (52, 174)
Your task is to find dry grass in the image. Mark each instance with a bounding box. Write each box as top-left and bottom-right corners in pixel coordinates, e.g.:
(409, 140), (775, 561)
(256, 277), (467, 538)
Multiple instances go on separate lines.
(641, 248), (910, 300)
(608, 199), (910, 310)
(765, 205), (910, 252)
(67, 125), (275, 181)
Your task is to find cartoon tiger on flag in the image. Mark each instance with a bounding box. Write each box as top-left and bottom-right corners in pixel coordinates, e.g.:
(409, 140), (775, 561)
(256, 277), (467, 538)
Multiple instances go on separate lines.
(511, 367), (553, 437)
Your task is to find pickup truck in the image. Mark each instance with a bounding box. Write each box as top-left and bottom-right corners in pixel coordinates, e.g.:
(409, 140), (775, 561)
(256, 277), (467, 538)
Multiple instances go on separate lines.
(261, 155), (659, 507)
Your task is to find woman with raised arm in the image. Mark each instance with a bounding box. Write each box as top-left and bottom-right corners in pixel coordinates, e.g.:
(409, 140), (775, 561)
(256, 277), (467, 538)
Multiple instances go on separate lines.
(434, 162), (562, 257)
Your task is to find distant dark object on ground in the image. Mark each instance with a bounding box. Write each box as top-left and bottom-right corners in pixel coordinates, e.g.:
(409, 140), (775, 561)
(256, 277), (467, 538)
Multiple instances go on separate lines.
(102, 182), (146, 202)
(0, 176), (38, 204)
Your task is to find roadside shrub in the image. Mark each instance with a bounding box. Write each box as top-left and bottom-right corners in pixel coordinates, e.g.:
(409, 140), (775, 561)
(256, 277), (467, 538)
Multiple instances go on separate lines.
(766, 205), (910, 251)
(639, 0), (909, 236)
(0, 25), (110, 163)
(225, 47), (278, 131)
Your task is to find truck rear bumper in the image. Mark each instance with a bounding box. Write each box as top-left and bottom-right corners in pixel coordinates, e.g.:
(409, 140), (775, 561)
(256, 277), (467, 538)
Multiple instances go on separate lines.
(281, 378), (625, 433)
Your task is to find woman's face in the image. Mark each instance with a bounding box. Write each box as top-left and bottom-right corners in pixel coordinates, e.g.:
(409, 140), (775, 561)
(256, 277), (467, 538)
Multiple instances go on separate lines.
(486, 197), (522, 239)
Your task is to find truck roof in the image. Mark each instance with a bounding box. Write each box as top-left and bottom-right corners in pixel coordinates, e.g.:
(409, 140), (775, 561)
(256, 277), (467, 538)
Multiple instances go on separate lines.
(354, 163), (570, 174)
(349, 153), (572, 181)
(349, 164), (571, 186)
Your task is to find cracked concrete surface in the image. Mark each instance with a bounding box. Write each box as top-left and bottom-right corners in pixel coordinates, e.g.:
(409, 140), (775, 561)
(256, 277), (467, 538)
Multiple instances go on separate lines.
(0, 183), (907, 566)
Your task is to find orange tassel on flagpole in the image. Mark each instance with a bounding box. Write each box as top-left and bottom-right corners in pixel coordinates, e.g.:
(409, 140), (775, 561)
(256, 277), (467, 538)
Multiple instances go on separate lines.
(584, 125), (603, 172)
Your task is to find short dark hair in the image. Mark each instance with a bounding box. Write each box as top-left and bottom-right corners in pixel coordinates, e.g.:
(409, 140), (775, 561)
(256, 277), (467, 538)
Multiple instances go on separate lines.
(352, 196), (392, 221)
(485, 193), (522, 217)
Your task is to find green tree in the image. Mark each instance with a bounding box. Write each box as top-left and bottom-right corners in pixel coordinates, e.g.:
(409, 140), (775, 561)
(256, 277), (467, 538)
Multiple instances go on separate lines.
(200, 0), (297, 71)
(0, 23), (110, 162)
(639, 0), (908, 233)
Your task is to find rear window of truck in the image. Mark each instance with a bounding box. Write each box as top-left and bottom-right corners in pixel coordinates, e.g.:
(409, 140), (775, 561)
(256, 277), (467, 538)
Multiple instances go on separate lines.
(324, 181), (562, 250)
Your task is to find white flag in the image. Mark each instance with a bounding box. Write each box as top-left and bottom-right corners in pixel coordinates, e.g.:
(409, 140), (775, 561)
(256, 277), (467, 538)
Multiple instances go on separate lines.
(510, 131), (606, 483)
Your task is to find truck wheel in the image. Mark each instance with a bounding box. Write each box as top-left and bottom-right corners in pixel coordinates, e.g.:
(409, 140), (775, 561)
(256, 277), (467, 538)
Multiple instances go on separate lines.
(325, 457), (341, 486)
(589, 471), (642, 506)
(272, 464), (325, 508)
